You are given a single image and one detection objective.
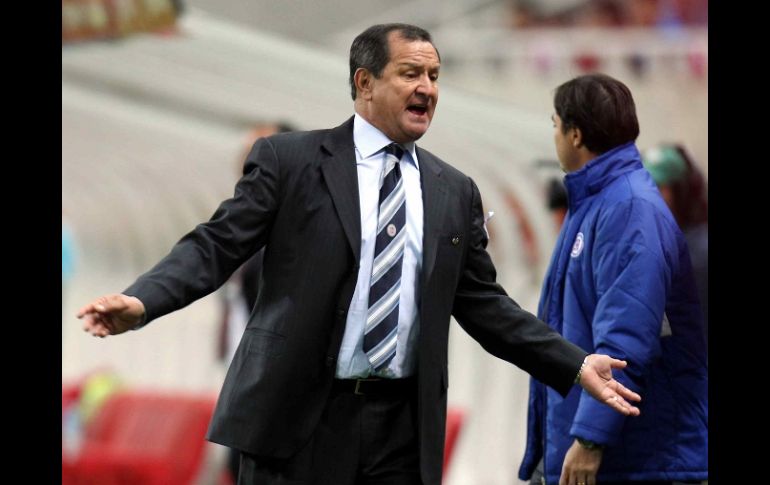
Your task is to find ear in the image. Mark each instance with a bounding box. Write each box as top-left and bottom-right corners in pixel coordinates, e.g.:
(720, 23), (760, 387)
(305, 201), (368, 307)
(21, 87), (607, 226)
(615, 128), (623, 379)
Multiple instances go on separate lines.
(354, 68), (374, 101)
(572, 127), (583, 148)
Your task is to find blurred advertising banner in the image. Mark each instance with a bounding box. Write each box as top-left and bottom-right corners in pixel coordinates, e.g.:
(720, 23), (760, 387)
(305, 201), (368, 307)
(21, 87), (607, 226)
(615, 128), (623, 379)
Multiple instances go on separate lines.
(62, 0), (180, 43)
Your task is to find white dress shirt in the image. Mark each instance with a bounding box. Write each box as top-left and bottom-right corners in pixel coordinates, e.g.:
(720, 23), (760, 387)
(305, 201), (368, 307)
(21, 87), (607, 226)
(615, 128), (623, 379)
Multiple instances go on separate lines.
(335, 113), (424, 378)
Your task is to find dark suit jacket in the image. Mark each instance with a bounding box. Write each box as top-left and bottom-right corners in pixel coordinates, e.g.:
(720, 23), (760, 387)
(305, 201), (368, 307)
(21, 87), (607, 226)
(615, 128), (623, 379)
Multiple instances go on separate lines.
(216, 249), (263, 362)
(124, 116), (586, 485)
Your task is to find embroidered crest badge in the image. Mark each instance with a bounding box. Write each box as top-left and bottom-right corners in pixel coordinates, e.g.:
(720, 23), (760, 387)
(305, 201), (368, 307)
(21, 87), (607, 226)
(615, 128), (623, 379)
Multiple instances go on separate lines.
(571, 232), (584, 258)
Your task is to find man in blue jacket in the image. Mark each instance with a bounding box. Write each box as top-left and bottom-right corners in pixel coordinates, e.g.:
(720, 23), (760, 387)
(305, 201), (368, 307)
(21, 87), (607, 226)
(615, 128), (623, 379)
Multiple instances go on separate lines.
(519, 74), (707, 485)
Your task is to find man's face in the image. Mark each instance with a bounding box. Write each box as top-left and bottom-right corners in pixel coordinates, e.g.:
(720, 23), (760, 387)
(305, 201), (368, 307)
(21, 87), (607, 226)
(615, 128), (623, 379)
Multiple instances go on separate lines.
(552, 113), (578, 173)
(366, 33), (440, 143)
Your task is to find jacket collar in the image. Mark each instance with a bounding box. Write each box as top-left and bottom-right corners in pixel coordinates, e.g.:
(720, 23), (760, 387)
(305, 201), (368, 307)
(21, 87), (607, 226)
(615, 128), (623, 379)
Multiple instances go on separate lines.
(564, 142), (643, 208)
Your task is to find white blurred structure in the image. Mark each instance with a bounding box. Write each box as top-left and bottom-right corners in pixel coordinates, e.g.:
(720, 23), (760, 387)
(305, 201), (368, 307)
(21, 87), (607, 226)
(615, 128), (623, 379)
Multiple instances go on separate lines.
(63, 6), (706, 484)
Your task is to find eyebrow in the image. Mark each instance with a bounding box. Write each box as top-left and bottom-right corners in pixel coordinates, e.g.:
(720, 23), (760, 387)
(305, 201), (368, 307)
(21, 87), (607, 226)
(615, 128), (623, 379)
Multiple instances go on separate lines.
(397, 62), (440, 70)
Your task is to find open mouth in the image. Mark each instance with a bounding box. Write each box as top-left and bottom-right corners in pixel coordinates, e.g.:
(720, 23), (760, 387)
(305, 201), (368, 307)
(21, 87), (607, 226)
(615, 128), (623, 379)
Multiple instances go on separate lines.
(407, 104), (428, 116)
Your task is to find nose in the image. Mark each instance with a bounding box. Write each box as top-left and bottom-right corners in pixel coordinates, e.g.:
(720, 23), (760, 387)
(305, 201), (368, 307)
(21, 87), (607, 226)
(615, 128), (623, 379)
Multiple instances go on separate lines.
(415, 73), (437, 98)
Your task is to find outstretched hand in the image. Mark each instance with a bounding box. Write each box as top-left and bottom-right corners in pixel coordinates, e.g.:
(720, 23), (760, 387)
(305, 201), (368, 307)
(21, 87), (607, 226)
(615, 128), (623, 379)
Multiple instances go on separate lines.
(77, 294), (146, 338)
(579, 354), (641, 416)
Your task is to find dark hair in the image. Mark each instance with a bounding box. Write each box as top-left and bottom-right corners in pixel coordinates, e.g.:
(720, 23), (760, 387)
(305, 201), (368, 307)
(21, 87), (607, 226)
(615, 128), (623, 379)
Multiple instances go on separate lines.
(554, 73), (640, 155)
(666, 144), (708, 228)
(274, 122), (295, 134)
(546, 177), (568, 210)
(349, 23), (437, 100)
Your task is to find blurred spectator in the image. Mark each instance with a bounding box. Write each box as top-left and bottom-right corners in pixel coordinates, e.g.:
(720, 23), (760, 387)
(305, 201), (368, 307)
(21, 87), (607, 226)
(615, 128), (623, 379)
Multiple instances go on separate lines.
(545, 177), (569, 230)
(574, 0), (624, 27)
(625, 0), (661, 26)
(508, 0), (707, 28)
(216, 121), (294, 484)
(62, 216), (77, 318)
(642, 143), (708, 348)
(62, 370), (123, 460)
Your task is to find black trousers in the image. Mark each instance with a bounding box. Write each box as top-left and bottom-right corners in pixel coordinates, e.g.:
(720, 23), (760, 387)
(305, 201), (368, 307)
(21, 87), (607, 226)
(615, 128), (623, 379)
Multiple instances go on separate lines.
(238, 380), (422, 485)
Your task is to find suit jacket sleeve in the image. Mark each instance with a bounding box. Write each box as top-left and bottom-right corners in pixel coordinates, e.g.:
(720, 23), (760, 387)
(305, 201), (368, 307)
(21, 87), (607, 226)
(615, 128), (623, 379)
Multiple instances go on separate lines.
(240, 248), (265, 312)
(124, 137), (281, 325)
(451, 178), (586, 396)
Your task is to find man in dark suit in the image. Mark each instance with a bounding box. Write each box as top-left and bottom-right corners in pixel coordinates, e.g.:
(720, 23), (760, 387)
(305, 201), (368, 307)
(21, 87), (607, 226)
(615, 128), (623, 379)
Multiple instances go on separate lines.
(78, 23), (640, 485)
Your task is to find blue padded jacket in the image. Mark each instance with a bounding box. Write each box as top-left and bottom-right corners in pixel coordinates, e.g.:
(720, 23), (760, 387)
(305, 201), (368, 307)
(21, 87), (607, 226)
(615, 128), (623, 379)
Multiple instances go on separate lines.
(519, 143), (708, 484)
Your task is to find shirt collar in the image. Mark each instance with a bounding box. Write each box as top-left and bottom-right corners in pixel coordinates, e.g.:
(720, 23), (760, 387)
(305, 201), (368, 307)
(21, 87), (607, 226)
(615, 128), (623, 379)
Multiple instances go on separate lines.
(353, 113), (419, 169)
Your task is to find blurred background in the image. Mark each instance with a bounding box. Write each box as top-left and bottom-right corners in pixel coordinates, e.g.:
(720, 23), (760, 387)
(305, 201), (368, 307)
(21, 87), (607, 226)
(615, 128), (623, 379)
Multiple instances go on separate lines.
(62, 1), (707, 483)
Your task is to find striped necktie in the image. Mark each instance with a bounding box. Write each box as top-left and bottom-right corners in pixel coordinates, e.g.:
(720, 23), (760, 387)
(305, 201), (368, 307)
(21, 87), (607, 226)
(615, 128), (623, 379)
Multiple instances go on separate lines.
(364, 143), (406, 372)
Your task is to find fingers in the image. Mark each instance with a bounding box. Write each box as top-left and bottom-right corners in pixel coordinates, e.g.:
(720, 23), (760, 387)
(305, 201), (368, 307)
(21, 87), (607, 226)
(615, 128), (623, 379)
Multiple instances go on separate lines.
(76, 294), (128, 323)
(77, 294), (144, 339)
(608, 357), (628, 369)
(77, 294), (128, 318)
(76, 301), (98, 319)
(97, 294), (129, 313)
(559, 460), (573, 485)
(613, 380), (641, 402)
(560, 470), (587, 485)
(606, 394), (641, 416)
(79, 295), (125, 337)
(85, 323), (110, 338)
(562, 471), (594, 484)
(81, 313), (114, 338)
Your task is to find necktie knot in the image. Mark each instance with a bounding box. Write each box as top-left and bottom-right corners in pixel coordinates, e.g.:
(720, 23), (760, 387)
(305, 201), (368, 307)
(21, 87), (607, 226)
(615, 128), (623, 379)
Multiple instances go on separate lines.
(384, 143), (405, 161)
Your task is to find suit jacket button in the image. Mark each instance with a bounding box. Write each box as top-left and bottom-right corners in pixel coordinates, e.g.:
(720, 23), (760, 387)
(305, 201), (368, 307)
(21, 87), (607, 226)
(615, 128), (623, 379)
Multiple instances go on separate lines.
(325, 355), (336, 366)
(451, 236), (460, 245)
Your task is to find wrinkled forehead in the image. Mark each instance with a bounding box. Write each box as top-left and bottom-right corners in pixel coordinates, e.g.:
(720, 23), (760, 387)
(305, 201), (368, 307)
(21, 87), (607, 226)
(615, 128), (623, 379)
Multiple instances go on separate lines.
(387, 36), (440, 68)
(387, 31), (439, 58)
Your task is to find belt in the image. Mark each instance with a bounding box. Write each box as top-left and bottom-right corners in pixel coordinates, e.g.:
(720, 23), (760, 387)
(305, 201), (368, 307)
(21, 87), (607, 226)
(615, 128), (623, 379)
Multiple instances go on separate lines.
(331, 377), (416, 396)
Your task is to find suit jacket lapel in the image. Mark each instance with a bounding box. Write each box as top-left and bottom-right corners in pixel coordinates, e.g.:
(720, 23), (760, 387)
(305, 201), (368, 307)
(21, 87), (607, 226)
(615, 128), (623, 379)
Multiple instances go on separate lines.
(320, 117), (361, 262)
(418, 147), (447, 287)
(319, 120), (447, 282)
